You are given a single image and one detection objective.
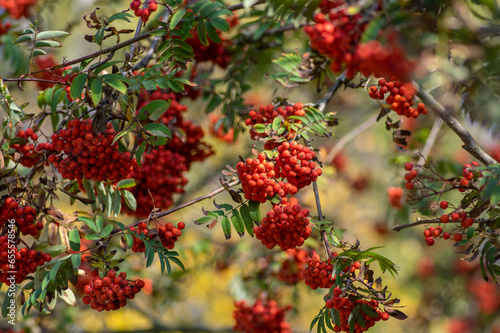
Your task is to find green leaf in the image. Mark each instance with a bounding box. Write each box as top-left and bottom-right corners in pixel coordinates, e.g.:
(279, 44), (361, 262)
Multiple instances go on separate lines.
(210, 17), (230, 32)
(96, 215), (104, 233)
(37, 30), (70, 39)
(113, 190), (122, 217)
(81, 179), (96, 211)
(85, 233), (101, 241)
(68, 228), (81, 252)
(71, 253), (82, 270)
(103, 77), (128, 94)
(34, 40), (62, 48)
(50, 261), (63, 281)
(108, 12), (134, 23)
(197, 20), (209, 46)
(143, 122), (172, 138)
(195, 216), (217, 225)
(32, 49), (47, 57)
(169, 256), (185, 271)
(139, 99), (171, 121)
(200, 2), (224, 17)
(101, 224), (114, 238)
(122, 190), (137, 211)
(248, 200), (261, 222)
(205, 21), (221, 43)
(13, 35), (34, 44)
(136, 141), (147, 167)
(124, 233), (134, 248)
(167, 79), (185, 93)
(239, 204), (254, 237)
(2, 287), (14, 318)
(221, 216), (231, 239)
(360, 16), (385, 43)
(90, 78), (103, 106)
(70, 73), (88, 100)
(79, 217), (97, 233)
(117, 179), (138, 189)
(170, 8), (187, 29)
(231, 210), (245, 237)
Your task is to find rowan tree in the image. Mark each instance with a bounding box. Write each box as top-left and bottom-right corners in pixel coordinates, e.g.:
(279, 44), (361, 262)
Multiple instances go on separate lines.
(0, 0), (499, 332)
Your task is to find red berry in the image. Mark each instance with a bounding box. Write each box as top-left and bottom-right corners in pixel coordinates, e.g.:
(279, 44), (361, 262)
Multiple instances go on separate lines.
(148, 0), (158, 11)
(439, 201), (448, 209)
(404, 162), (413, 171)
(26, 128), (34, 136)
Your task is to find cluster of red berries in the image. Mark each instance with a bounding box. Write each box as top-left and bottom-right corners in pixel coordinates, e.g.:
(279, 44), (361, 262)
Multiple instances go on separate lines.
(0, 0), (36, 19)
(457, 161), (478, 192)
(387, 187), (404, 209)
(277, 248), (308, 284)
(82, 269), (145, 311)
(130, 1), (158, 22)
(254, 200), (312, 251)
(325, 287), (390, 333)
(276, 141), (322, 190)
(303, 251), (335, 290)
(245, 103), (305, 146)
(356, 38), (415, 82)
(129, 221), (185, 252)
(304, 0), (370, 78)
(127, 147), (188, 217)
(126, 91), (212, 217)
(47, 119), (138, 182)
(422, 226), (448, 246)
(233, 298), (292, 333)
(11, 128), (39, 168)
(0, 236), (51, 285)
(0, 198), (42, 236)
(184, 30), (232, 69)
(403, 162), (417, 190)
(236, 153), (286, 203)
(369, 79), (428, 118)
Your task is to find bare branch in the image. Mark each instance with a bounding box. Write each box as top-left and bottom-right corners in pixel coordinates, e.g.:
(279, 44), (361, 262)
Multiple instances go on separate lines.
(413, 80), (497, 166)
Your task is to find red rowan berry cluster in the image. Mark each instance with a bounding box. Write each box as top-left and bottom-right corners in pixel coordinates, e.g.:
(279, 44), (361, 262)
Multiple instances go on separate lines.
(304, 1), (371, 78)
(11, 128), (40, 168)
(130, 0), (158, 22)
(127, 91), (212, 217)
(185, 30), (232, 69)
(325, 287), (390, 333)
(0, 198), (42, 236)
(457, 161), (478, 192)
(47, 119), (138, 182)
(403, 162), (417, 190)
(0, 0), (36, 19)
(127, 147), (188, 217)
(422, 226), (447, 246)
(236, 153), (285, 203)
(303, 251), (335, 290)
(82, 269), (145, 311)
(129, 221), (185, 252)
(356, 38), (415, 82)
(368, 79), (428, 119)
(0, 236), (51, 285)
(245, 103), (305, 143)
(276, 141), (322, 190)
(277, 248), (308, 284)
(233, 298), (292, 333)
(254, 200), (312, 251)
(387, 187), (404, 209)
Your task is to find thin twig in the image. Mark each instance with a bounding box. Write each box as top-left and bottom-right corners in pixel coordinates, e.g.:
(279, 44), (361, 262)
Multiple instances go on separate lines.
(313, 181), (334, 261)
(1, 77), (68, 85)
(413, 80), (497, 166)
(417, 118), (443, 165)
(316, 73), (347, 113)
(108, 179), (241, 236)
(23, 1), (266, 77)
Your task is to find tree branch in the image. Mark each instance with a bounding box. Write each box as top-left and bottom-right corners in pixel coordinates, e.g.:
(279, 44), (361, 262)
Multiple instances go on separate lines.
(417, 118), (443, 165)
(316, 73), (347, 113)
(413, 80), (497, 166)
(313, 181), (335, 261)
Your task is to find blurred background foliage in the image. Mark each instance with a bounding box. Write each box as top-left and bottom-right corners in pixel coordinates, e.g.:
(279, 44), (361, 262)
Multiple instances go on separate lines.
(1, 0), (500, 332)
